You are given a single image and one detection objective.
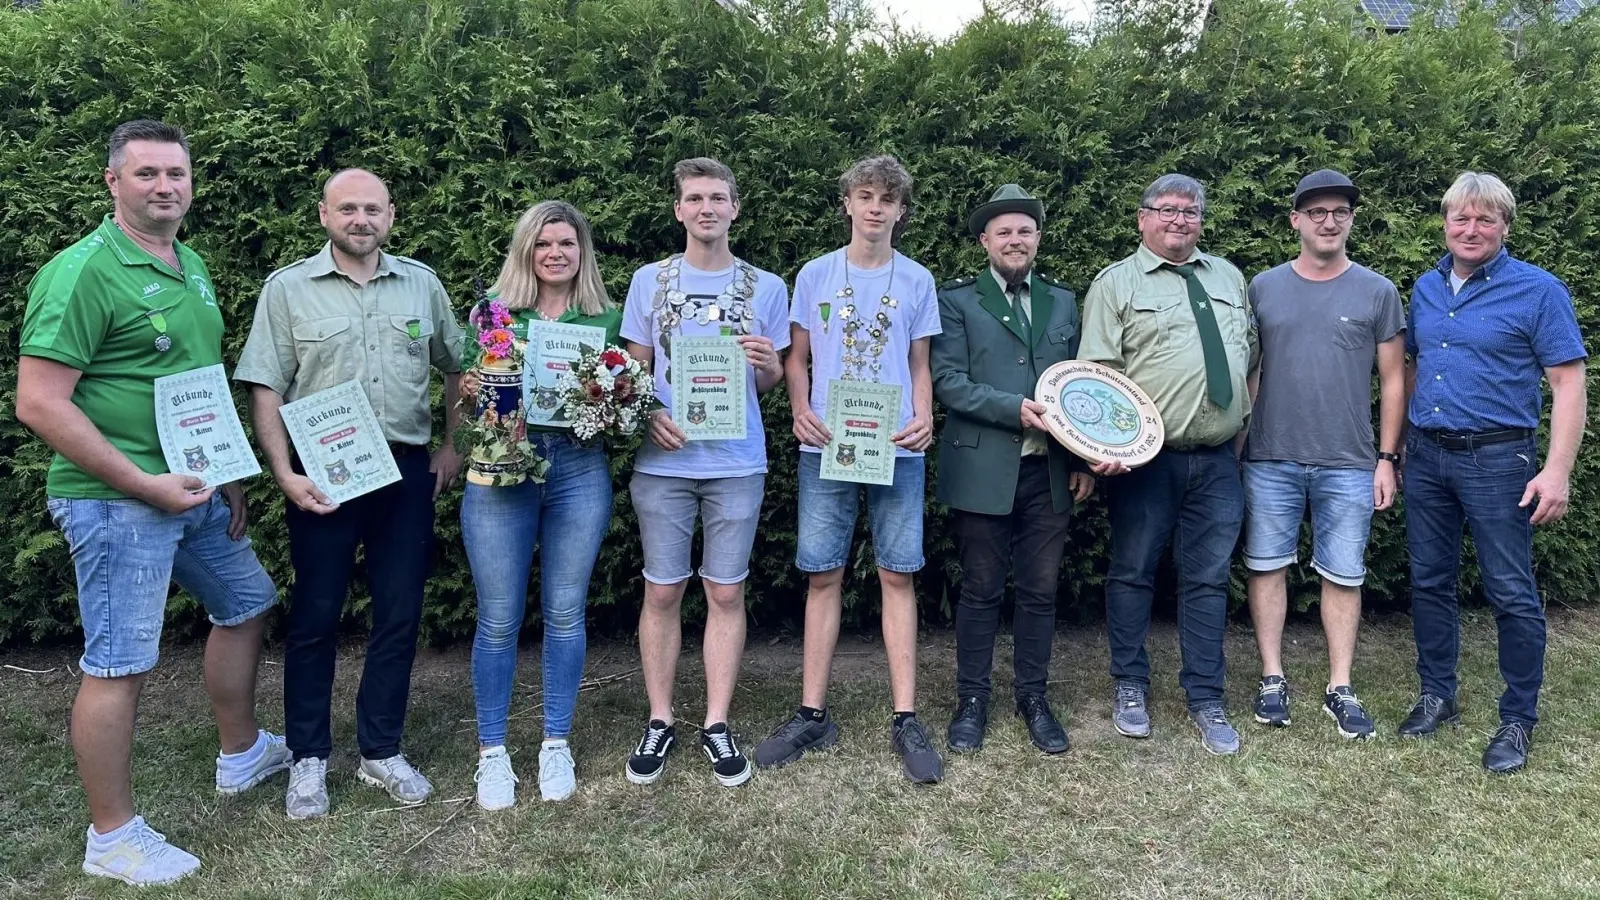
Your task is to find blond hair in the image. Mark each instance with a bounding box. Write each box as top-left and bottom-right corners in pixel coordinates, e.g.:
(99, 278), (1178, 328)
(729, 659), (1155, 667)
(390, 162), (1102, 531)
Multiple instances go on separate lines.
(491, 200), (611, 316)
(673, 157), (739, 205)
(1441, 171), (1516, 224)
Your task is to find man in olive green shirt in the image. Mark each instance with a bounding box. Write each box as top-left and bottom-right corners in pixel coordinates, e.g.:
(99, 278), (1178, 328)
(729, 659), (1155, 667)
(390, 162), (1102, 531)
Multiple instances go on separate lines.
(1077, 173), (1257, 756)
(17, 119), (289, 887)
(235, 168), (465, 819)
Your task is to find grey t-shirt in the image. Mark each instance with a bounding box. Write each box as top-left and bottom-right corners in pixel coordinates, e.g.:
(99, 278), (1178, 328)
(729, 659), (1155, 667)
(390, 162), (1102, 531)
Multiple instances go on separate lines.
(1246, 261), (1404, 469)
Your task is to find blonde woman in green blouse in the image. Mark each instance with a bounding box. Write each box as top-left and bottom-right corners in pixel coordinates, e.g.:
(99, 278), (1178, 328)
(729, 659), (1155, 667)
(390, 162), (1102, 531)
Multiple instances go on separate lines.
(461, 201), (622, 808)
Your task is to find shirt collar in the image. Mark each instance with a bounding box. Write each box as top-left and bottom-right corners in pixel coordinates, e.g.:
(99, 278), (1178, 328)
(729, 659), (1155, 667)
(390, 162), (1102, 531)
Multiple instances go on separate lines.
(96, 214), (187, 273)
(989, 266), (1032, 292)
(306, 241), (397, 281)
(1435, 246), (1511, 283)
(1136, 241), (1206, 274)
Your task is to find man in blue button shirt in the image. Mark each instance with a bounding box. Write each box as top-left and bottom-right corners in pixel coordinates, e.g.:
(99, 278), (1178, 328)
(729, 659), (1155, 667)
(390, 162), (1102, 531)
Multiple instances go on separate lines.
(1398, 171), (1587, 774)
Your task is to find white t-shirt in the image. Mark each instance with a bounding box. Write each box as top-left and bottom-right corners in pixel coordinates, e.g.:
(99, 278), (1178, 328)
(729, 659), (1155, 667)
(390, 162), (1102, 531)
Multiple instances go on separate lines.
(621, 257), (790, 479)
(789, 248), (941, 458)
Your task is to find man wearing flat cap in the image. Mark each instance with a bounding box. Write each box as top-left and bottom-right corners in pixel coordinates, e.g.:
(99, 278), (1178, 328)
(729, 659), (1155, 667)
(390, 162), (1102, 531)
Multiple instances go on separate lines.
(931, 184), (1094, 756)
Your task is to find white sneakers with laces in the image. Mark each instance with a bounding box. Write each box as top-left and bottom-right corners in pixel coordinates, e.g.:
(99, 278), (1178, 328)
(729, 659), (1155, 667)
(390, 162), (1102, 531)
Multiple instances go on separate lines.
(357, 753), (433, 804)
(82, 816), (201, 886)
(475, 746), (519, 810)
(539, 740), (577, 801)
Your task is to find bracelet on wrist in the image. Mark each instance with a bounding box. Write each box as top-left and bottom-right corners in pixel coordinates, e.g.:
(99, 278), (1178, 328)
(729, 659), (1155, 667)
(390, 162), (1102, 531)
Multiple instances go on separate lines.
(1377, 451), (1401, 464)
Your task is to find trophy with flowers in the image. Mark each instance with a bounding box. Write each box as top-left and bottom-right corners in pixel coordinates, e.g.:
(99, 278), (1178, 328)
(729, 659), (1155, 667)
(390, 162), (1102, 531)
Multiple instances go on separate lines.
(560, 344), (653, 443)
(455, 281), (549, 486)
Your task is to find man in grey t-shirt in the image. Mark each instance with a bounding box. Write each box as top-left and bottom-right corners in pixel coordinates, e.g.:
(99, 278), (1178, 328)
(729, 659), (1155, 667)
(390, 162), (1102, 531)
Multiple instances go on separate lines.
(1243, 170), (1405, 740)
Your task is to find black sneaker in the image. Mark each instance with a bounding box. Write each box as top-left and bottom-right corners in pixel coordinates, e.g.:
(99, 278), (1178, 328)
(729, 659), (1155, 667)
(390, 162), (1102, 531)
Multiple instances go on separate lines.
(891, 716), (943, 784)
(700, 723), (752, 787)
(753, 709), (839, 769)
(625, 719), (675, 785)
(1253, 675), (1291, 727)
(1323, 685), (1376, 740)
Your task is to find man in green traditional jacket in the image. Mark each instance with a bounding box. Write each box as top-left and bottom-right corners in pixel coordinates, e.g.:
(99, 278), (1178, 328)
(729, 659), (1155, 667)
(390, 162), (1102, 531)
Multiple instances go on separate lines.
(931, 184), (1094, 756)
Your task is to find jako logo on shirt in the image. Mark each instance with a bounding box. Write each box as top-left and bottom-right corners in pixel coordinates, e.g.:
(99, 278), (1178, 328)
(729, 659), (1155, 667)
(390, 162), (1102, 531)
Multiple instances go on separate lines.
(142, 282), (163, 297)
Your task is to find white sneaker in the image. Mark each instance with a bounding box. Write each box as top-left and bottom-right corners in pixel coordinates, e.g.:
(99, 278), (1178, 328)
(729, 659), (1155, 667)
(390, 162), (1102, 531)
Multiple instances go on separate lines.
(475, 746), (519, 811)
(82, 816), (201, 886)
(216, 730), (293, 795)
(285, 757), (330, 820)
(357, 753), (432, 804)
(539, 740), (577, 802)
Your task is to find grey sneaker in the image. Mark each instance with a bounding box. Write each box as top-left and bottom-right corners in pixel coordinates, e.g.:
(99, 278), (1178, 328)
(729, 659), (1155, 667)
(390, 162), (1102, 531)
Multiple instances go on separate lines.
(1190, 705), (1241, 755)
(82, 816), (201, 886)
(357, 753), (432, 804)
(215, 730), (293, 795)
(538, 741), (576, 801)
(285, 757), (329, 820)
(475, 746), (519, 810)
(1113, 681), (1151, 738)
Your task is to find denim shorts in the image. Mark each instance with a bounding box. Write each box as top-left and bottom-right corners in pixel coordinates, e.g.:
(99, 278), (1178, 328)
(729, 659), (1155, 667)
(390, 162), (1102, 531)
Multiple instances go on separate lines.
(795, 451), (925, 574)
(1242, 461), (1375, 587)
(47, 493), (278, 678)
(629, 471), (765, 585)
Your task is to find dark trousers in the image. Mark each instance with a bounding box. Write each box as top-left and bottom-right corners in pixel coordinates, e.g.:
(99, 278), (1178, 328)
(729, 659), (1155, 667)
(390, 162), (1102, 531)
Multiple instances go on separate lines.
(284, 445), (435, 761)
(953, 458), (1074, 701)
(1103, 443), (1243, 710)
(1405, 431), (1545, 726)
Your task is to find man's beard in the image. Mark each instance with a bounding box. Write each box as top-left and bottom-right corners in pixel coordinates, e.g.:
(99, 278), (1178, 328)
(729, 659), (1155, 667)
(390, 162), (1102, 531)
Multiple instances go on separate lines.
(992, 256), (1032, 287)
(332, 230), (383, 258)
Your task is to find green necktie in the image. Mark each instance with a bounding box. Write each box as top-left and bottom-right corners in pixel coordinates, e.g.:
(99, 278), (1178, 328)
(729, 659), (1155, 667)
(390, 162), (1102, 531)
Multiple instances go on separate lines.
(1010, 281), (1031, 345)
(1165, 263), (1232, 409)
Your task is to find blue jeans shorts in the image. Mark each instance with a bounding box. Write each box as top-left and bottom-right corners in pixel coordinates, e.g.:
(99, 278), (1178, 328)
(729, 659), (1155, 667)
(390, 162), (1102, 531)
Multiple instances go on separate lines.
(47, 493), (278, 678)
(795, 451), (926, 574)
(1242, 461), (1375, 587)
(630, 471), (765, 585)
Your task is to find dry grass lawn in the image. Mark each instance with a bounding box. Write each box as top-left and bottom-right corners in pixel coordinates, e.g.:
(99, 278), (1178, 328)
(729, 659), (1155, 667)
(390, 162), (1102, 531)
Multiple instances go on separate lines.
(4, 610), (1600, 899)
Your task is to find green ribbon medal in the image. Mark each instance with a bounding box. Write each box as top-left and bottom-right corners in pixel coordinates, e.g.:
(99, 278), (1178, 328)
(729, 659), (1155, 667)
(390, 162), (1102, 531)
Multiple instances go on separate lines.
(147, 310), (172, 352)
(406, 318), (422, 356)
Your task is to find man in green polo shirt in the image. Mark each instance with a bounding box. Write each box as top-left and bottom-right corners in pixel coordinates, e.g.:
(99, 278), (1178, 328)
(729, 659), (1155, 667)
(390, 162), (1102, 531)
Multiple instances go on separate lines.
(235, 168), (465, 820)
(16, 119), (289, 887)
(1077, 173), (1258, 756)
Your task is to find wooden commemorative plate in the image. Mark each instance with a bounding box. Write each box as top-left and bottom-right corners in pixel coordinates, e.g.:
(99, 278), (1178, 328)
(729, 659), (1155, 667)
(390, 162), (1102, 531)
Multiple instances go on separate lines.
(1035, 360), (1165, 467)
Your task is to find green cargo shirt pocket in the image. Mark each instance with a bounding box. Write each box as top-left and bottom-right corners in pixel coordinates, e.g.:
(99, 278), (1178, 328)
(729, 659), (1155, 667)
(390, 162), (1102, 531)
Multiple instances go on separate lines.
(388, 315), (435, 384)
(1128, 292), (1185, 355)
(290, 315), (355, 385)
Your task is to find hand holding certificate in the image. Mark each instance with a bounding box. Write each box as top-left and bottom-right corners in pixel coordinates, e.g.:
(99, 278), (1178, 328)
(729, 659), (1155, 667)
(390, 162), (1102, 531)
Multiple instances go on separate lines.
(278, 381), (401, 504)
(153, 364), (261, 488)
(670, 335), (746, 441)
(821, 379), (901, 485)
(523, 321), (606, 428)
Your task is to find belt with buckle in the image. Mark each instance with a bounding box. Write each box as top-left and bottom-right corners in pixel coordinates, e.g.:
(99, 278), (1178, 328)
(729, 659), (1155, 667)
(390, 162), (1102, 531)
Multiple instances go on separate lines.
(1420, 428), (1532, 451)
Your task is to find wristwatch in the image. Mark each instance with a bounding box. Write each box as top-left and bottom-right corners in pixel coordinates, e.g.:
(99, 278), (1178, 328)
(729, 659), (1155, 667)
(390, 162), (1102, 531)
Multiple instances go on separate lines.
(1377, 451), (1401, 464)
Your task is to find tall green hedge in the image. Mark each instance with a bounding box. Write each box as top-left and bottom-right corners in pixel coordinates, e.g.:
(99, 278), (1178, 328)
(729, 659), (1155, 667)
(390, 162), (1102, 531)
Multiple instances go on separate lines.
(3, 0), (1598, 645)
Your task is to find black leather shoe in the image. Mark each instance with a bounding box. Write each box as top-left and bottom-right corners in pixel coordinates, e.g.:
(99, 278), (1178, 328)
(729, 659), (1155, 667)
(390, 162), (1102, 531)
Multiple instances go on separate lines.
(946, 696), (988, 753)
(1017, 693), (1069, 754)
(1483, 722), (1532, 774)
(1396, 693), (1461, 737)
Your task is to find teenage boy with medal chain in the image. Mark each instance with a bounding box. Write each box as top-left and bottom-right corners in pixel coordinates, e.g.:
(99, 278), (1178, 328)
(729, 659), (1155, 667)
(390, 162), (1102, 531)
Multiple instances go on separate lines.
(620, 158), (790, 788)
(753, 155), (945, 784)
(18, 119), (289, 886)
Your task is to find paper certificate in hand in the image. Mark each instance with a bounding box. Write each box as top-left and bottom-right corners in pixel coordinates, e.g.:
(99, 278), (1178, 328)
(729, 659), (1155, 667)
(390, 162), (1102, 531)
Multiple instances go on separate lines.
(153, 364), (262, 487)
(278, 380), (401, 504)
(670, 335), (746, 441)
(523, 321), (606, 428)
(821, 379), (901, 486)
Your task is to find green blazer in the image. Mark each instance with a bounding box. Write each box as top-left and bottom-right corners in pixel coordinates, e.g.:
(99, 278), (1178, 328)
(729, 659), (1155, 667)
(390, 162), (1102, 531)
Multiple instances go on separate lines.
(932, 269), (1082, 515)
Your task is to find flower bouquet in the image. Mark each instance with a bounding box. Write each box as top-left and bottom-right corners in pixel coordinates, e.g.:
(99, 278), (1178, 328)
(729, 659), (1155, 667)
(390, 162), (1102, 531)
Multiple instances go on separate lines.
(560, 344), (653, 443)
(455, 298), (549, 486)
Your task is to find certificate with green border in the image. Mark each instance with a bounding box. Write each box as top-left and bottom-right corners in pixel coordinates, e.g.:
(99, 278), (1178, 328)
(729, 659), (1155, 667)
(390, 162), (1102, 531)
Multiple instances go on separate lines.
(279, 380), (401, 504)
(670, 335), (746, 441)
(523, 321), (606, 428)
(153, 364), (262, 487)
(821, 379), (900, 485)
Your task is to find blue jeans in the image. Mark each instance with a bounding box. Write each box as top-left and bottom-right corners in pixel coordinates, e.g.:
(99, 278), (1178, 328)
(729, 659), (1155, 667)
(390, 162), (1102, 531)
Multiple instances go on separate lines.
(1103, 443), (1244, 710)
(1405, 432), (1544, 726)
(47, 493), (277, 678)
(1243, 461), (1375, 586)
(464, 434), (612, 743)
(795, 451), (926, 573)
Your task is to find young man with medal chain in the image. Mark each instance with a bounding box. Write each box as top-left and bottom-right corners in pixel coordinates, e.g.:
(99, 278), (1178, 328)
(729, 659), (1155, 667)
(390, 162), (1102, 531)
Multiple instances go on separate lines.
(753, 154), (945, 784)
(17, 119), (289, 886)
(620, 158), (790, 788)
